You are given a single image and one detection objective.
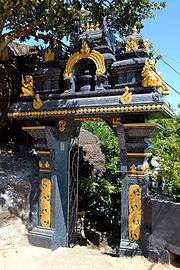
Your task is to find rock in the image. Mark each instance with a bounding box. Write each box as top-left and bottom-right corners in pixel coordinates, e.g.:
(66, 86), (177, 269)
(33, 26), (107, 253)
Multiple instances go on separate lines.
(0, 144), (39, 223)
(79, 129), (105, 176)
(0, 129), (105, 225)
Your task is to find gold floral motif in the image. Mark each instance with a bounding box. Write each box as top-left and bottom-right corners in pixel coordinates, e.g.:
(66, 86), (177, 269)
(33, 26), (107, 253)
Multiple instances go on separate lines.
(63, 41), (106, 79)
(20, 75), (34, 97)
(58, 120), (67, 132)
(33, 94), (43, 110)
(142, 59), (169, 95)
(128, 184), (142, 241)
(40, 178), (51, 228)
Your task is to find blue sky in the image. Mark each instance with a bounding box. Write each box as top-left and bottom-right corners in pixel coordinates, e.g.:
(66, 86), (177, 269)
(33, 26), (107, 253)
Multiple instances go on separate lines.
(141, 0), (180, 111)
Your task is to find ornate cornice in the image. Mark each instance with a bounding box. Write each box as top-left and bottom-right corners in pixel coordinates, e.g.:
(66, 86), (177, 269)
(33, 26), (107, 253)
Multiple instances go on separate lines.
(8, 104), (164, 118)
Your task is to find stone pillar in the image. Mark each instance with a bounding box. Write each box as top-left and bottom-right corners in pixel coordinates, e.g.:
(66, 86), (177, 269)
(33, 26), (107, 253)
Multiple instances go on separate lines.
(117, 122), (158, 255)
(22, 121), (79, 250)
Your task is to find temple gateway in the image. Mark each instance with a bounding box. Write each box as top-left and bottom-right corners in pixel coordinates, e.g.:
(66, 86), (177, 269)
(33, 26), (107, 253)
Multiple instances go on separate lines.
(0, 17), (178, 263)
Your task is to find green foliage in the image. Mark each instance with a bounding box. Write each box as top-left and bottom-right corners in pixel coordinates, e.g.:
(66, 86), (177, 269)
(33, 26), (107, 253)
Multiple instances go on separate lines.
(80, 122), (120, 210)
(150, 116), (180, 196)
(0, 0), (166, 47)
(81, 115), (180, 210)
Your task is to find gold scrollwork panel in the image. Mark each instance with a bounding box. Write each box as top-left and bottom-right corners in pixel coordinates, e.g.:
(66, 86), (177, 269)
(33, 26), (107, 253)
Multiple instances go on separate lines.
(40, 178), (51, 228)
(128, 184), (142, 241)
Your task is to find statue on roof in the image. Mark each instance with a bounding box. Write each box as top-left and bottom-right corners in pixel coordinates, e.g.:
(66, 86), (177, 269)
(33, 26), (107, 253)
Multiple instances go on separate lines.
(103, 15), (116, 53)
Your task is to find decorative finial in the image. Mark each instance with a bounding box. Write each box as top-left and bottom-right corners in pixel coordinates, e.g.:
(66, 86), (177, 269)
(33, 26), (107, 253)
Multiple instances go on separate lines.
(132, 25), (138, 34)
(80, 41), (90, 56)
(90, 22), (95, 31)
(129, 164), (137, 174)
(44, 48), (55, 62)
(86, 22), (90, 32)
(95, 22), (100, 31)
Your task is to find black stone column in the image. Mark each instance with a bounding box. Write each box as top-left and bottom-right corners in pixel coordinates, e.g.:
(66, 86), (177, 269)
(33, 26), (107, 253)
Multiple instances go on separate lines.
(117, 122), (158, 255)
(23, 122), (79, 250)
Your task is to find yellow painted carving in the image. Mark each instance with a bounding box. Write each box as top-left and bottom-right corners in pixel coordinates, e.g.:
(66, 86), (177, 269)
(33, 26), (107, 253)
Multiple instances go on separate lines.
(40, 178), (51, 228)
(58, 120), (67, 132)
(120, 86), (132, 104)
(142, 59), (169, 95)
(143, 39), (151, 52)
(63, 41), (106, 79)
(125, 37), (139, 53)
(128, 184), (142, 241)
(112, 117), (121, 127)
(33, 94), (43, 110)
(39, 161), (51, 170)
(20, 75), (34, 97)
(44, 48), (55, 62)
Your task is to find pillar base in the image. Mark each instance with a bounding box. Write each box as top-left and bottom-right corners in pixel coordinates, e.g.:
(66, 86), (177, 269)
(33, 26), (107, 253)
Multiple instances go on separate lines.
(119, 239), (142, 256)
(28, 226), (68, 250)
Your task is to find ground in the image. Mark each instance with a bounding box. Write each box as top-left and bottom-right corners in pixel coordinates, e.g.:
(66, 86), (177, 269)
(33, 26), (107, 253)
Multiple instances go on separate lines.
(0, 217), (178, 270)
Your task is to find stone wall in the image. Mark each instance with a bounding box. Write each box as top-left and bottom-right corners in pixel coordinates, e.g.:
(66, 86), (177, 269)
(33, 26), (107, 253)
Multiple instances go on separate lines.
(142, 195), (180, 262)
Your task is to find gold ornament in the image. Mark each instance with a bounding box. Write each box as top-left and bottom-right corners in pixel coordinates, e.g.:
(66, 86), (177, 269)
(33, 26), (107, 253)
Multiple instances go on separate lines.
(128, 184), (142, 241)
(143, 39), (151, 52)
(132, 25), (138, 34)
(86, 22), (90, 32)
(39, 161), (51, 170)
(33, 94), (43, 110)
(142, 59), (169, 95)
(90, 22), (95, 31)
(112, 117), (121, 128)
(63, 41), (106, 79)
(58, 120), (67, 132)
(44, 48), (55, 62)
(20, 75), (34, 97)
(120, 86), (132, 104)
(95, 22), (100, 31)
(129, 164), (137, 174)
(125, 37), (139, 53)
(40, 178), (51, 228)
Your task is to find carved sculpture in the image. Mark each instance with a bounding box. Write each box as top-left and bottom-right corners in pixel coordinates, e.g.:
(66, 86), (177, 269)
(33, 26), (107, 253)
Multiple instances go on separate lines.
(143, 39), (151, 52)
(142, 59), (169, 95)
(125, 26), (139, 53)
(128, 184), (142, 241)
(40, 178), (51, 228)
(21, 74), (34, 97)
(120, 86), (132, 104)
(33, 94), (43, 109)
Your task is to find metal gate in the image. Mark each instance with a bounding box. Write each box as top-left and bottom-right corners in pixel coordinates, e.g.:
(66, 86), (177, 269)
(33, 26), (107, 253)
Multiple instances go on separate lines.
(67, 137), (79, 246)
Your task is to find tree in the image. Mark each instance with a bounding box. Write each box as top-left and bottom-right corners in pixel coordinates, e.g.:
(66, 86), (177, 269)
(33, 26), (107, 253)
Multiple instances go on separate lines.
(150, 115), (180, 197)
(0, 0), (166, 50)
